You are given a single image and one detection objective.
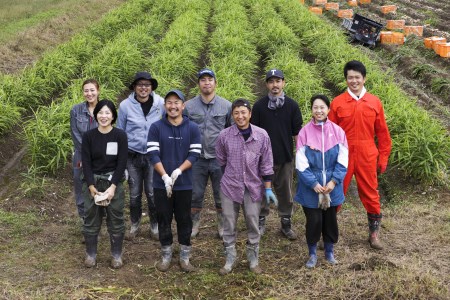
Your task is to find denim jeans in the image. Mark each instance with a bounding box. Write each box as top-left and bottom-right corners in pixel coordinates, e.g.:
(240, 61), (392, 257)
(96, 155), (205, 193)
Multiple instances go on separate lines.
(72, 149), (84, 218)
(191, 157), (222, 211)
(127, 152), (155, 224)
(154, 188), (192, 247)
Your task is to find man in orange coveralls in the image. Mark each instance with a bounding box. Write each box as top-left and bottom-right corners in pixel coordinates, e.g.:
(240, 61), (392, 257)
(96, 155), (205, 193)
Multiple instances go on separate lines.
(328, 60), (391, 250)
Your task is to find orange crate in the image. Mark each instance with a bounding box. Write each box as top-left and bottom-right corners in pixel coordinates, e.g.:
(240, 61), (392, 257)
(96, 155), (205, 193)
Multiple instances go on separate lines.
(337, 9), (353, 18)
(325, 2), (339, 10)
(299, 0), (305, 3)
(380, 5), (397, 14)
(404, 26), (423, 37)
(432, 38), (446, 51)
(348, 0), (358, 6)
(313, 0), (327, 5)
(386, 20), (405, 30)
(392, 32), (405, 44)
(358, 0), (371, 4)
(309, 6), (323, 14)
(424, 36), (439, 48)
(380, 31), (393, 44)
(437, 43), (450, 58)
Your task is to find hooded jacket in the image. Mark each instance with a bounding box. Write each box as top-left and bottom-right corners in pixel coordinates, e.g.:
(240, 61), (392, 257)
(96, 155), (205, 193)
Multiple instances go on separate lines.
(117, 92), (165, 154)
(147, 115), (201, 190)
(294, 118), (348, 208)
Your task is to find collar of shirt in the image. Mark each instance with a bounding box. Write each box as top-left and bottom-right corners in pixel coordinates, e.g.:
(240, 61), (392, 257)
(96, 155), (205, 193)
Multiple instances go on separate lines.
(200, 95), (216, 106)
(347, 86), (366, 101)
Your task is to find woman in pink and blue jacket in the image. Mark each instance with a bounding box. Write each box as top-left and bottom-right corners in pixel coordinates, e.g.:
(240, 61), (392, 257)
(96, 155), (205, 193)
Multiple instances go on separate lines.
(294, 94), (348, 269)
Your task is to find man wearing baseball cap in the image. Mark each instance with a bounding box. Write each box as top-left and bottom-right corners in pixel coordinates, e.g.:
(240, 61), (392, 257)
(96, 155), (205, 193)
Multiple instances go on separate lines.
(184, 68), (233, 239)
(250, 69), (303, 240)
(147, 89), (201, 272)
(117, 71), (165, 241)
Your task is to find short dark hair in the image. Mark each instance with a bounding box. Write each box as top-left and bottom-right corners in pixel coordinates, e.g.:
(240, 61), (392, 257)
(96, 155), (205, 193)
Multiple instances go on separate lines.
(344, 60), (366, 78)
(232, 98), (252, 112)
(93, 99), (118, 125)
(310, 94), (330, 109)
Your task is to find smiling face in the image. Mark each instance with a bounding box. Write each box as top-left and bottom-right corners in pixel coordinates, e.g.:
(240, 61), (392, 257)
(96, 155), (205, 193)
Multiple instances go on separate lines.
(346, 69), (366, 96)
(164, 94), (185, 120)
(266, 77), (285, 97)
(232, 105), (252, 130)
(311, 98), (330, 123)
(96, 105), (114, 129)
(198, 75), (216, 97)
(134, 79), (152, 101)
(83, 83), (99, 105)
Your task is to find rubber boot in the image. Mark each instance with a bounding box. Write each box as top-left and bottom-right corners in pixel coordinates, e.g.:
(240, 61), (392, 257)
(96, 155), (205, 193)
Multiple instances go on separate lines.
(305, 243), (317, 269)
(149, 211), (159, 241)
(84, 234), (98, 268)
(216, 211), (224, 239)
(324, 242), (337, 265)
(191, 211), (201, 238)
(125, 218), (140, 241)
(156, 245), (172, 272)
(258, 216), (266, 236)
(246, 243), (262, 274)
(179, 245), (195, 272)
(368, 213), (383, 250)
(280, 216), (298, 240)
(219, 244), (237, 275)
(110, 233), (124, 269)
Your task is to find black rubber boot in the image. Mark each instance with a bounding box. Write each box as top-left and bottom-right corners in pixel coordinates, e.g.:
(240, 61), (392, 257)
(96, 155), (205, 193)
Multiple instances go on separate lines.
(110, 233), (124, 268)
(84, 234), (98, 268)
(368, 213), (383, 250)
(280, 216), (298, 240)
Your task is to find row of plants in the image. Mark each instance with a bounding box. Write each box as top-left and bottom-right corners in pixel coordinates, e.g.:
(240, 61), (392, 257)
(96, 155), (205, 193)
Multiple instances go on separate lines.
(247, 0), (328, 116)
(25, 0), (209, 175)
(0, 0), (164, 135)
(23, 0), (181, 176)
(274, 0), (449, 184)
(200, 0), (259, 101)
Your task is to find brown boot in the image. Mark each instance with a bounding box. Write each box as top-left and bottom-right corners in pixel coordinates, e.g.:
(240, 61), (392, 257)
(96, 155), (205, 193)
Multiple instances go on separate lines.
(368, 213), (383, 250)
(179, 245), (195, 272)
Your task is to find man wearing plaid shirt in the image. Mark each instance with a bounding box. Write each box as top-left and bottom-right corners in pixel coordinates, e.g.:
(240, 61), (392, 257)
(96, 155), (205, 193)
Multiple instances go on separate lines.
(215, 99), (277, 275)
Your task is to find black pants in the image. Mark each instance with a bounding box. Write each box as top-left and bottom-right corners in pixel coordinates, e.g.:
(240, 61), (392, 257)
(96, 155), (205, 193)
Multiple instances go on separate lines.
(302, 206), (338, 245)
(154, 188), (192, 247)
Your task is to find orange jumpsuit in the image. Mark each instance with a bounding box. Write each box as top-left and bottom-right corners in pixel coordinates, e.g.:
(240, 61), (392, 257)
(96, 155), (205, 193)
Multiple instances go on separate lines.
(328, 91), (391, 215)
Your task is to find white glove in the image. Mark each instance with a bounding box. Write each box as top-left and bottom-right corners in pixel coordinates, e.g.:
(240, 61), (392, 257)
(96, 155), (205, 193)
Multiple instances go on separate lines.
(162, 174), (173, 198)
(170, 168), (182, 185)
(318, 193), (331, 210)
(94, 193), (110, 206)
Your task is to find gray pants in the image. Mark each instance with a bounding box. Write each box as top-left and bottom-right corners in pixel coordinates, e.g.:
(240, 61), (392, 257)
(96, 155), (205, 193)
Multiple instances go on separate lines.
(260, 162), (294, 217)
(221, 189), (261, 247)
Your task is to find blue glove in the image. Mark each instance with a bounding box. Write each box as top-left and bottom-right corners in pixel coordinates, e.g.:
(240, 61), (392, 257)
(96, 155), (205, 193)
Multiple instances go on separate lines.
(265, 188), (278, 207)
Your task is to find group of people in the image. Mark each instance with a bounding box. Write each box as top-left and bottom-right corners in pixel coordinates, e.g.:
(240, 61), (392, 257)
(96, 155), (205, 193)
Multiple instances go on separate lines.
(70, 59), (391, 273)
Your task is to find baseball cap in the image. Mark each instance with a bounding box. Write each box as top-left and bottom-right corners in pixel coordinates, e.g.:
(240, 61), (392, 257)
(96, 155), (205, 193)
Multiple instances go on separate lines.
(164, 89), (186, 102)
(265, 69), (285, 81)
(129, 71), (158, 90)
(197, 68), (216, 80)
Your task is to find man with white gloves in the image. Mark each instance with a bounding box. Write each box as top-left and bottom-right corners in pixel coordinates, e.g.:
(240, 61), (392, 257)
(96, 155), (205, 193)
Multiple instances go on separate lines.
(147, 89), (201, 272)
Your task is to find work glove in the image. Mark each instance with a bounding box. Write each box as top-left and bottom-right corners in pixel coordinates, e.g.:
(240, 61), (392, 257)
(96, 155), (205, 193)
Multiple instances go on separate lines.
(377, 162), (387, 174)
(162, 174), (173, 198)
(170, 168), (182, 185)
(265, 188), (278, 207)
(318, 193), (331, 210)
(94, 193), (110, 206)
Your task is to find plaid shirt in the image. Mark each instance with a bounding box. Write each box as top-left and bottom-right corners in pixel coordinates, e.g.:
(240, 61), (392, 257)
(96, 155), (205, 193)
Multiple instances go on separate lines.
(216, 124), (274, 203)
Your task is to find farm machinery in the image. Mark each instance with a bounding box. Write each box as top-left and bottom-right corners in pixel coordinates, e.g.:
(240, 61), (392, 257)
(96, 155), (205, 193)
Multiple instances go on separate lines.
(342, 13), (383, 48)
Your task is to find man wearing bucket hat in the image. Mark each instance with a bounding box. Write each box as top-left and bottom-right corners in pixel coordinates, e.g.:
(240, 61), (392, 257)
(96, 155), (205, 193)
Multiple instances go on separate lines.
(117, 71), (165, 241)
(250, 69), (303, 240)
(184, 68), (233, 239)
(147, 89), (201, 272)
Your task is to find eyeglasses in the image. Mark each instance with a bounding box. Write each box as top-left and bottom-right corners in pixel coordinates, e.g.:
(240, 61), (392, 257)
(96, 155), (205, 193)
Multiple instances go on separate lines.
(136, 83), (151, 88)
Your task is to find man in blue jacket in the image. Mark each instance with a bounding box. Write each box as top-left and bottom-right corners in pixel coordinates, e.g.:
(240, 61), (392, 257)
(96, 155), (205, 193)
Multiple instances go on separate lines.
(117, 72), (165, 240)
(147, 89), (201, 273)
